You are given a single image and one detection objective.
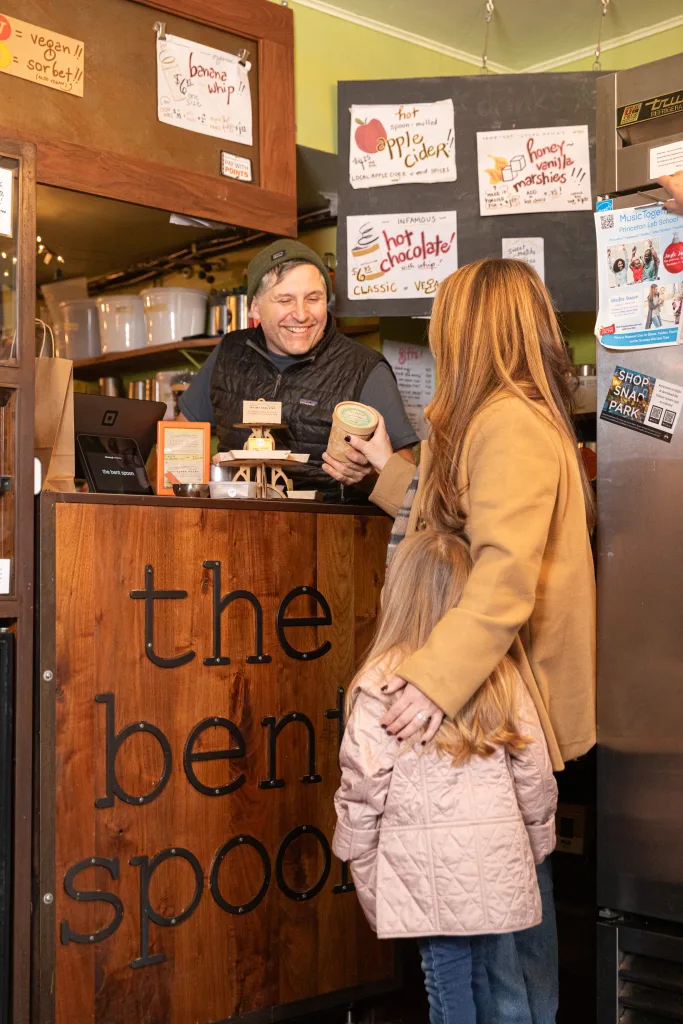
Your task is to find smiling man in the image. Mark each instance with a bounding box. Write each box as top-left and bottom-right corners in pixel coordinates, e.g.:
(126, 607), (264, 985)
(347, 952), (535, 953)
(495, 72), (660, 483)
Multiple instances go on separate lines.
(178, 239), (417, 501)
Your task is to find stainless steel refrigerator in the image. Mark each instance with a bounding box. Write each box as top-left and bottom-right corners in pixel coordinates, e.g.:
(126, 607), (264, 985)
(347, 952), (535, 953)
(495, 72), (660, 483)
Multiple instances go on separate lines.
(596, 53), (683, 1022)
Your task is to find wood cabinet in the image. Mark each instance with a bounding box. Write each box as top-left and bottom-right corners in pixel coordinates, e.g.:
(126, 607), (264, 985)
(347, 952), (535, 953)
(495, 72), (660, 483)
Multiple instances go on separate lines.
(36, 494), (396, 1024)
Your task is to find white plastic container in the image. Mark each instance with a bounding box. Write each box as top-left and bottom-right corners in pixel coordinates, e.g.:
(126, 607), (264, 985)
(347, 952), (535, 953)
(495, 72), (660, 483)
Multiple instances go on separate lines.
(209, 481), (259, 500)
(58, 299), (101, 360)
(140, 287), (208, 348)
(97, 295), (146, 353)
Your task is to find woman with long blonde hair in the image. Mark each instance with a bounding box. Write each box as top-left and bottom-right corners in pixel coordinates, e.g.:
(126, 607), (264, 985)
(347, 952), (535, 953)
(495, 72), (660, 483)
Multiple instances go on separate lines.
(333, 528), (557, 1024)
(325, 258), (596, 1022)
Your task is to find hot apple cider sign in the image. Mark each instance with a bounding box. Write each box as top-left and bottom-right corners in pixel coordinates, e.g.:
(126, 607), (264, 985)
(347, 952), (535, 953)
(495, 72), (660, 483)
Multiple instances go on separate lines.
(41, 499), (393, 1024)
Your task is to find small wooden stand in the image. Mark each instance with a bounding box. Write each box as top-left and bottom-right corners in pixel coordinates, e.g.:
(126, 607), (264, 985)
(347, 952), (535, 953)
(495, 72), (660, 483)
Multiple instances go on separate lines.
(231, 421), (293, 498)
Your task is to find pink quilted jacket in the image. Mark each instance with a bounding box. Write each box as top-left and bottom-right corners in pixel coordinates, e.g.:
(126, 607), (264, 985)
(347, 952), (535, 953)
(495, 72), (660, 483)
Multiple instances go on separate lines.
(333, 662), (558, 939)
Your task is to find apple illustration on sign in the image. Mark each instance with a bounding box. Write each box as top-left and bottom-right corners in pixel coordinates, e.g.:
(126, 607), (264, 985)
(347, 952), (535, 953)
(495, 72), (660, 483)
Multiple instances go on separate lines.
(354, 118), (387, 154)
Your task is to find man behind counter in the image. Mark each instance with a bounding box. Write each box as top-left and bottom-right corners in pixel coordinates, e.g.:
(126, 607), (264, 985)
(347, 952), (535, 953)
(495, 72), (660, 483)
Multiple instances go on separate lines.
(178, 239), (417, 501)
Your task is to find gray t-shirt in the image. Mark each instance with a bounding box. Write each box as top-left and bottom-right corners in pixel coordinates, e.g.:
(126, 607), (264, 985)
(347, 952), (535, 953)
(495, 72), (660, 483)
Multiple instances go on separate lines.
(178, 342), (418, 451)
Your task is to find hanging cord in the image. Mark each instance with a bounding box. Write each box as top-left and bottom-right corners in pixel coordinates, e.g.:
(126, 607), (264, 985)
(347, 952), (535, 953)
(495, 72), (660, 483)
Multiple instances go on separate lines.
(481, 0), (495, 74)
(593, 0), (611, 71)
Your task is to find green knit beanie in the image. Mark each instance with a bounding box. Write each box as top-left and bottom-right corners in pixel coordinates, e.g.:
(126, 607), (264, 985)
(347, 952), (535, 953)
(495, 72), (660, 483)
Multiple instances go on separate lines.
(247, 239), (332, 306)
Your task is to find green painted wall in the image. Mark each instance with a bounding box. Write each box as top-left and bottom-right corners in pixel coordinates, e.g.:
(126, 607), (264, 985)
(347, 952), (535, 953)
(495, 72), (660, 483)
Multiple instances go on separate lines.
(554, 24), (683, 72)
(290, 2), (477, 153)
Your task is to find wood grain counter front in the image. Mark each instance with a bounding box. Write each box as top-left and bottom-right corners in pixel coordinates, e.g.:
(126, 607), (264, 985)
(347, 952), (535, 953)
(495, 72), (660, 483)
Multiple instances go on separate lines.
(35, 493), (394, 1024)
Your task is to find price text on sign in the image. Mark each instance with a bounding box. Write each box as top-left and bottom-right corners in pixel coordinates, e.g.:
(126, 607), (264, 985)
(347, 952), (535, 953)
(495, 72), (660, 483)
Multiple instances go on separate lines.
(0, 13), (84, 96)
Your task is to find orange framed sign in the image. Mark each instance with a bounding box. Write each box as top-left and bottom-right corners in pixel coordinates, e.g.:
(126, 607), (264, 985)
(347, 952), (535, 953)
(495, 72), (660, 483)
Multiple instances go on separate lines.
(156, 420), (210, 495)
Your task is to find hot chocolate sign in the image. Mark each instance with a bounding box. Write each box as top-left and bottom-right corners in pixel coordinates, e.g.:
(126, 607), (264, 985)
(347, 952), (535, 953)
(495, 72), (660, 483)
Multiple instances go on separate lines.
(476, 125), (592, 216)
(349, 100), (456, 189)
(347, 210), (458, 300)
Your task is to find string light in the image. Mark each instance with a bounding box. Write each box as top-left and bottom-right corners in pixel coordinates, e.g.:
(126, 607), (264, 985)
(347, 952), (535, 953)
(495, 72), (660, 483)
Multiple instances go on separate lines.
(35, 237), (65, 266)
(593, 0), (611, 70)
(481, 0), (495, 74)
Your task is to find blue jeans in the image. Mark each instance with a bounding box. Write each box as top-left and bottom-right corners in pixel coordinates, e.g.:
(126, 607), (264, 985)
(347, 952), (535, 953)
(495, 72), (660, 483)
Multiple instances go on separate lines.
(483, 858), (558, 1024)
(418, 935), (491, 1024)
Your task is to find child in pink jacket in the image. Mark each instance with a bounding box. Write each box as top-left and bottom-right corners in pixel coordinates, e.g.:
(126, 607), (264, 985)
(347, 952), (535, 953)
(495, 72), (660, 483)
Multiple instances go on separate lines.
(333, 530), (557, 1024)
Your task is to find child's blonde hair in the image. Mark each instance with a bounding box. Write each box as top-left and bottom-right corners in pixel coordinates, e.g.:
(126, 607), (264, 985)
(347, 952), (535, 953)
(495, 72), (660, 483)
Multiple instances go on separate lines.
(350, 529), (528, 764)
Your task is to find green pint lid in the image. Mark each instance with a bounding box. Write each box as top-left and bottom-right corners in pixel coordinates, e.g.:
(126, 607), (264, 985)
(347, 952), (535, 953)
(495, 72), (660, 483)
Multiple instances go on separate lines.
(335, 402), (378, 430)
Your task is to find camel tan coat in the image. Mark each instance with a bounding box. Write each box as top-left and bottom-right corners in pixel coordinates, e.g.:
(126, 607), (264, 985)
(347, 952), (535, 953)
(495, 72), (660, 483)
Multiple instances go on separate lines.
(370, 395), (596, 771)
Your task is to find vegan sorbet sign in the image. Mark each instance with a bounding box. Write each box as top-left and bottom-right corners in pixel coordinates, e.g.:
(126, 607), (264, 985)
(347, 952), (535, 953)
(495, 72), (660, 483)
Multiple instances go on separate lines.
(346, 211), (458, 301)
(476, 125), (591, 216)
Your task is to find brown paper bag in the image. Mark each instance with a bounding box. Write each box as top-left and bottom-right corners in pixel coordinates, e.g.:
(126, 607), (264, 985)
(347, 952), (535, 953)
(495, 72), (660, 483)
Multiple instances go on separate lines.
(34, 355), (76, 492)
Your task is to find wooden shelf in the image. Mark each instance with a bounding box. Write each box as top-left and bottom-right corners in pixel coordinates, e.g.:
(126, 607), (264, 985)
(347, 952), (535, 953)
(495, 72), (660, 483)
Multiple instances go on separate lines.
(73, 337), (220, 379)
(73, 319), (381, 380)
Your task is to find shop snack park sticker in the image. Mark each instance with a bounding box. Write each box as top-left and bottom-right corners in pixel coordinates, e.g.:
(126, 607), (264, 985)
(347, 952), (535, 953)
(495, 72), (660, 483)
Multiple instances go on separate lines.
(601, 366), (683, 444)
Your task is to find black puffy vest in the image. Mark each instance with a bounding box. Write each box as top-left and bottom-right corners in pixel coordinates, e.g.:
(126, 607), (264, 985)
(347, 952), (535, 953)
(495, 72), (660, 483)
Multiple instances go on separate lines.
(210, 317), (385, 502)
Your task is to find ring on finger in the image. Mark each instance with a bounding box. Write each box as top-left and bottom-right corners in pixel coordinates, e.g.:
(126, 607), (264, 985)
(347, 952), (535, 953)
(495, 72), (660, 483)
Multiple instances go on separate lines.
(414, 711), (431, 723)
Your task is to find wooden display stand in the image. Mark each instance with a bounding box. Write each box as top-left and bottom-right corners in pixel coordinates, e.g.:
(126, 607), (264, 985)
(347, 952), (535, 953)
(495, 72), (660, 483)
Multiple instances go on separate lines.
(226, 421), (294, 498)
(36, 493), (395, 1024)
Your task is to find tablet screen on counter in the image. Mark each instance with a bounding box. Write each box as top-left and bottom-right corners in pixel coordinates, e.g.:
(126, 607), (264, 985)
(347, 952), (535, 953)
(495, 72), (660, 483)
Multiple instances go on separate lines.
(76, 434), (154, 495)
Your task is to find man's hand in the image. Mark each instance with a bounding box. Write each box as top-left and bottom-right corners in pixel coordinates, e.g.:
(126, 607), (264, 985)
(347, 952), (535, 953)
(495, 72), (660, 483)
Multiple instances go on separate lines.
(380, 679), (444, 743)
(321, 446), (375, 486)
(657, 171), (683, 214)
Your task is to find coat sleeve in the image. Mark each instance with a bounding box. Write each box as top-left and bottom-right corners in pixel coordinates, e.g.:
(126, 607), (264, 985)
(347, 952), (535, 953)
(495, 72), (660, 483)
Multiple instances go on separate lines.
(509, 685), (558, 863)
(396, 402), (561, 719)
(369, 453), (417, 518)
(332, 689), (399, 930)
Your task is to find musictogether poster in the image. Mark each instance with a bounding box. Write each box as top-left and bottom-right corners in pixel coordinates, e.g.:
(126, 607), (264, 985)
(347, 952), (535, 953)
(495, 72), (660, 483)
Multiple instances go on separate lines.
(595, 204), (683, 350)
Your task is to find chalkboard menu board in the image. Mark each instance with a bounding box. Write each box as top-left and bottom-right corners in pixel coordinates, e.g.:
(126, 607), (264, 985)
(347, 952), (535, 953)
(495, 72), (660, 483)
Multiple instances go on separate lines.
(337, 72), (601, 316)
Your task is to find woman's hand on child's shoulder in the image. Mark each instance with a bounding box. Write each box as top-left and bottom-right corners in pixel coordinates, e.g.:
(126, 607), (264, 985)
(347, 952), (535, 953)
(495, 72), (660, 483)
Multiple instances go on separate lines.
(380, 677), (444, 743)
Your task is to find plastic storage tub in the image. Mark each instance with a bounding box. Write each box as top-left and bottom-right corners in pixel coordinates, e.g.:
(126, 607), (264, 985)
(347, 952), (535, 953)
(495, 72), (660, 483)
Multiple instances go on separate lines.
(140, 287), (208, 348)
(58, 299), (101, 360)
(97, 295), (146, 353)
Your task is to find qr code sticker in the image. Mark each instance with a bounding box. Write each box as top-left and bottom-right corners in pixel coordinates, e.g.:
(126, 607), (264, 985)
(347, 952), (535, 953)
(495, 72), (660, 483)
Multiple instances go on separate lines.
(649, 405), (663, 424)
(601, 214), (614, 229)
(663, 409), (676, 429)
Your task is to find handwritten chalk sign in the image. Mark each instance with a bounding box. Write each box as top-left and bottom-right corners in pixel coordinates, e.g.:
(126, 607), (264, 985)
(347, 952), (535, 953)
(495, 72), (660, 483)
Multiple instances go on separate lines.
(349, 100), (456, 189)
(477, 125), (591, 216)
(502, 237), (545, 282)
(0, 167), (12, 238)
(347, 210), (458, 301)
(0, 13), (84, 96)
(383, 341), (435, 441)
(156, 33), (253, 146)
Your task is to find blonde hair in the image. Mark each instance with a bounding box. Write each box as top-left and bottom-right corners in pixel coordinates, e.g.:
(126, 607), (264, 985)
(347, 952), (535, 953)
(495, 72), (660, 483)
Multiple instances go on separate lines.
(351, 530), (528, 764)
(425, 258), (595, 533)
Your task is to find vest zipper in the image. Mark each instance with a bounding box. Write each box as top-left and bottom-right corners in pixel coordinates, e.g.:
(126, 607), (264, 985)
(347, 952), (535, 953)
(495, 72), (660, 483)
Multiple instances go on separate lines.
(271, 374), (282, 398)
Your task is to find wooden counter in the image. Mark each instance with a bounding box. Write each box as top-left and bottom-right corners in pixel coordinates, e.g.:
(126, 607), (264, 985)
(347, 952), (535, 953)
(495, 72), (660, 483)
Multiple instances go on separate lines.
(35, 493), (394, 1024)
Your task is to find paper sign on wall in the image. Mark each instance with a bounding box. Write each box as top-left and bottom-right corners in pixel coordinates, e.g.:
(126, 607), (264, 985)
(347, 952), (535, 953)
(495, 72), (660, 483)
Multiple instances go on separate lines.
(502, 238), (545, 282)
(383, 341), (435, 441)
(601, 365), (683, 443)
(0, 13), (84, 96)
(477, 125), (591, 216)
(0, 167), (12, 238)
(649, 140), (683, 179)
(347, 211), (458, 302)
(594, 205), (683, 350)
(156, 33), (252, 146)
(221, 151), (252, 182)
(349, 100), (456, 189)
